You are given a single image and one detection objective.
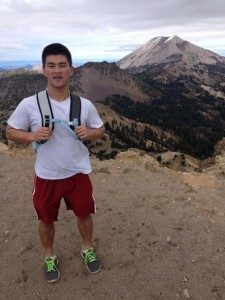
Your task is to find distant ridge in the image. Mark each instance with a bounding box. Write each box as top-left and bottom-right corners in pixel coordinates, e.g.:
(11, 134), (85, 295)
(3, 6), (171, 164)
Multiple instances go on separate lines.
(0, 57), (121, 71)
(0, 60), (88, 70)
(0, 61), (40, 70)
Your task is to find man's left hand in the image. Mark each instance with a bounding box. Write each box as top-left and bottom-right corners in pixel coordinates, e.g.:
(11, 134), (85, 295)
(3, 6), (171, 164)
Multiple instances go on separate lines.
(75, 125), (91, 140)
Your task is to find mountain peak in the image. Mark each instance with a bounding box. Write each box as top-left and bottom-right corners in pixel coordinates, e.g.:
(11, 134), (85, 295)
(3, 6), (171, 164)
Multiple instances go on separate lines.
(146, 35), (185, 49)
(165, 35), (184, 43)
(152, 35), (184, 44)
(118, 35), (225, 70)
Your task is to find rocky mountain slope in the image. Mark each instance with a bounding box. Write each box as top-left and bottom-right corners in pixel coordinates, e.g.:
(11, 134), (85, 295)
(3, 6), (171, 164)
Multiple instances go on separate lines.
(75, 62), (150, 102)
(118, 35), (225, 69)
(118, 36), (225, 84)
(2, 143), (225, 299)
(117, 36), (225, 88)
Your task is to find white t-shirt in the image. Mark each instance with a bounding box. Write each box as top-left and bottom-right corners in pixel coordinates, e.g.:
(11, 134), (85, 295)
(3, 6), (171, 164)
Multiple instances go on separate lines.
(7, 93), (104, 179)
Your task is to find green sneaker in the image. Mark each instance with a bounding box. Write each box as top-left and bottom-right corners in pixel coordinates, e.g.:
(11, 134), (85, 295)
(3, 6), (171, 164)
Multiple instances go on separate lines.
(81, 247), (101, 274)
(44, 257), (60, 283)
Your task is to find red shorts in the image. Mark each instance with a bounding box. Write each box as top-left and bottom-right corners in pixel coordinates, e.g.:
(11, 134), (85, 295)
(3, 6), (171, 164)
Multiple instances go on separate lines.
(33, 173), (96, 225)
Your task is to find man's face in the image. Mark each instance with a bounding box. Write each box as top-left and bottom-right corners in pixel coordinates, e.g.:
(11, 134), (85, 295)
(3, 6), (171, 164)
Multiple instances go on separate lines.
(42, 54), (73, 89)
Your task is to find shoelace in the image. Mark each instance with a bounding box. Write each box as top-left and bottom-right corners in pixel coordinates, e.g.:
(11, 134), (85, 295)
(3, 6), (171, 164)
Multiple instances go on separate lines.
(84, 249), (97, 263)
(45, 258), (57, 272)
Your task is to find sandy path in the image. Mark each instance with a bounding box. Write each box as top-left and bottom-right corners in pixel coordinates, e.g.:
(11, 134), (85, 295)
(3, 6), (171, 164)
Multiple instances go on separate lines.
(1, 149), (225, 299)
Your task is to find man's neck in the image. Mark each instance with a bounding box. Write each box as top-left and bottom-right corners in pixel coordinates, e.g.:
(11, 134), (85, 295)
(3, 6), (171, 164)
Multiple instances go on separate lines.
(47, 86), (70, 101)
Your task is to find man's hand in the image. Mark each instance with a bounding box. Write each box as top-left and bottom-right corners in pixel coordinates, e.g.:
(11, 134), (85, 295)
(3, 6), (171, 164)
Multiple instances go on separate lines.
(32, 127), (52, 142)
(6, 125), (52, 144)
(75, 125), (91, 140)
(75, 125), (105, 141)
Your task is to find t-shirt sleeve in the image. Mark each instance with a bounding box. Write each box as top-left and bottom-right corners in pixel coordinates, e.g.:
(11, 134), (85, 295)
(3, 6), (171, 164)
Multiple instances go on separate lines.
(7, 99), (31, 131)
(86, 102), (104, 129)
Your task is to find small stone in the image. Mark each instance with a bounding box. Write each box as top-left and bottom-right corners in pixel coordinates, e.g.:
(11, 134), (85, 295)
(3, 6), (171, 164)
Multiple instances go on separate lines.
(183, 289), (190, 298)
(184, 276), (188, 282)
(166, 237), (171, 243)
(123, 168), (133, 174)
(145, 161), (158, 172)
(95, 167), (110, 174)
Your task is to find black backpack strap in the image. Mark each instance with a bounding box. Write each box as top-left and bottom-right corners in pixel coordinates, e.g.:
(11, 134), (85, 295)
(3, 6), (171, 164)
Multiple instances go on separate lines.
(36, 90), (54, 144)
(70, 93), (81, 130)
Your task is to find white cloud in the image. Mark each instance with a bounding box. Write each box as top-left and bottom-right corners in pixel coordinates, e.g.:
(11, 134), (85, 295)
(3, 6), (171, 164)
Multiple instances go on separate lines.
(0, 43), (28, 50)
(0, 0), (224, 62)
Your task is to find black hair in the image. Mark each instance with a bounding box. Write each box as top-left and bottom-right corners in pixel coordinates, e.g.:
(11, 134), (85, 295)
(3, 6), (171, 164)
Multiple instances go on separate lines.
(42, 43), (72, 66)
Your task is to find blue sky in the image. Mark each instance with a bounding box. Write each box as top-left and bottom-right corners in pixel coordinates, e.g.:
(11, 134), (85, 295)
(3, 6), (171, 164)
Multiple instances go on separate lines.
(0, 0), (225, 65)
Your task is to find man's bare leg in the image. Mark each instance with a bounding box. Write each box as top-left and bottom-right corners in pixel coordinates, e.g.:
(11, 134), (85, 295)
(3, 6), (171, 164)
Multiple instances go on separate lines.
(77, 214), (93, 250)
(39, 220), (55, 256)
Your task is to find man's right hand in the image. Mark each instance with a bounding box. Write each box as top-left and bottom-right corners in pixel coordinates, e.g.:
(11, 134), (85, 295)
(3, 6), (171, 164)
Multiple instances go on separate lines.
(32, 127), (52, 142)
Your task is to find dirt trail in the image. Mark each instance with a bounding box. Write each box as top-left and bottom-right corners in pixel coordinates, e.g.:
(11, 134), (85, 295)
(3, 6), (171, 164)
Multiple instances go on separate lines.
(1, 147), (225, 300)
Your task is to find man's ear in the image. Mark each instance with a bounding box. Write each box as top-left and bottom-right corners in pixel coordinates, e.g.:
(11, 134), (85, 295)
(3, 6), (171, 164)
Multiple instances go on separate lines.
(70, 66), (74, 76)
(42, 66), (46, 77)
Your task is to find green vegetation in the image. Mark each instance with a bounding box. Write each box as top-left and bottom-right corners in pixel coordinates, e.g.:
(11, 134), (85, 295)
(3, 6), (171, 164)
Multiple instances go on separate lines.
(104, 80), (225, 159)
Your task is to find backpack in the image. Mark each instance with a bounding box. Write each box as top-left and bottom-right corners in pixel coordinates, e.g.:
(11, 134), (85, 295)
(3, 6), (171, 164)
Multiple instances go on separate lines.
(33, 90), (81, 150)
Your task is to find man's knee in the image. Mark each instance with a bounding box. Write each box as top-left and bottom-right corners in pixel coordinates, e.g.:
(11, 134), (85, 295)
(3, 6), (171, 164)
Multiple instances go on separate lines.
(39, 220), (55, 229)
(78, 214), (92, 222)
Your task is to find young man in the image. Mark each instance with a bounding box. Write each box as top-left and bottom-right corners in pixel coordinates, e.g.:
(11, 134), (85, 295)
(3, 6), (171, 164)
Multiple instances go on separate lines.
(6, 43), (105, 283)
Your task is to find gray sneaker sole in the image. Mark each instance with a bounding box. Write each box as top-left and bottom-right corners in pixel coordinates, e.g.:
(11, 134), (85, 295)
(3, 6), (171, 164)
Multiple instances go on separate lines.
(46, 270), (60, 283)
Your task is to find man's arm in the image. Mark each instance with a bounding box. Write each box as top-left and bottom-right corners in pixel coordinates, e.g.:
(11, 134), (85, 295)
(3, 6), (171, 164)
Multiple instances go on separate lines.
(75, 125), (105, 141)
(6, 125), (52, 144)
